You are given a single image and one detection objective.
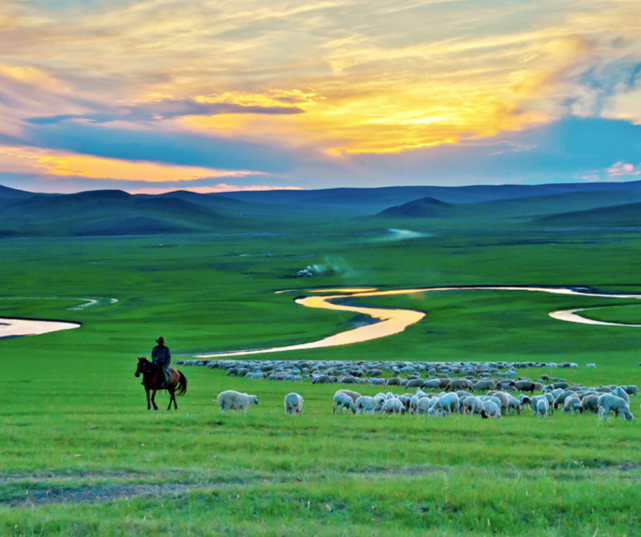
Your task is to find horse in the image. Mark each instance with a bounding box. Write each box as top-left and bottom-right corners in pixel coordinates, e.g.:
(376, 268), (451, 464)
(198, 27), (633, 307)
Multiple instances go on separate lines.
(134, 357), (187, 410)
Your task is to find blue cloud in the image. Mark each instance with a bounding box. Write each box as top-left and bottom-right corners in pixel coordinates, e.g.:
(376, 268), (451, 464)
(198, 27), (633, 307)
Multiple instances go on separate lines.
(26, 99), (304, 125)
(20, 121), (312, 174)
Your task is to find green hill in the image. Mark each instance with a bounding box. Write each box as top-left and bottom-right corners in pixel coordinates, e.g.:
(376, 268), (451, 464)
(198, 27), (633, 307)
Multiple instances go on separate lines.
(376, 196), (458, 218)
(0, 189), (245, 236)
(534, 201), (641, 227)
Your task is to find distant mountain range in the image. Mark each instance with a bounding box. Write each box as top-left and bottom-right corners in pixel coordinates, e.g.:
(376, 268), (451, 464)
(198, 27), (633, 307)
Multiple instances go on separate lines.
(1, 180), (640, 236)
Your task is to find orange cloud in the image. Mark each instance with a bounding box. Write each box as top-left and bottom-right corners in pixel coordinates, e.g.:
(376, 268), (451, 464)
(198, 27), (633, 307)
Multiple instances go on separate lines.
(0, 146), (262, 182)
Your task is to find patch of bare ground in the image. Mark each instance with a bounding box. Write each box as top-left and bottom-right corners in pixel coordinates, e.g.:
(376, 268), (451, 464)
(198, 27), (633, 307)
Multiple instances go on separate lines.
(0, 472), (258, 508)
(354, 465), (450, 476)
(7, 483), (198, 508)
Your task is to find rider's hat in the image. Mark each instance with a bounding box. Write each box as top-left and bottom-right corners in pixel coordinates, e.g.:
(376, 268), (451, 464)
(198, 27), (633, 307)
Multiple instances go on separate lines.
(156, 337), (165, 344)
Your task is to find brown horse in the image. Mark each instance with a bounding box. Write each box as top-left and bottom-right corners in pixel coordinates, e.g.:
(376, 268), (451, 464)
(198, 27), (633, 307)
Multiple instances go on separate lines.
(135, 357), (187, 410)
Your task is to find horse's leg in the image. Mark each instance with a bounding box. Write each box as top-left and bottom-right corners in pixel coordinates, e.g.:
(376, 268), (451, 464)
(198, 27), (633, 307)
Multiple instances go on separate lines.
(146, 388), (151, 410)
(167, 387), (176, 411)
(151, 389), (159, 410)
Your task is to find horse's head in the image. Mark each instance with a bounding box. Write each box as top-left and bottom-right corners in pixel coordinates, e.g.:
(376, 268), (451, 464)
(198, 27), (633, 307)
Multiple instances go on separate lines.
(135, 357), (150, 377)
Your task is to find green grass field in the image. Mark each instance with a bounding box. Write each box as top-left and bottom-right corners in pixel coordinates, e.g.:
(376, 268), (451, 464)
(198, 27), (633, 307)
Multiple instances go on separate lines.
(1, 214), (640, 536)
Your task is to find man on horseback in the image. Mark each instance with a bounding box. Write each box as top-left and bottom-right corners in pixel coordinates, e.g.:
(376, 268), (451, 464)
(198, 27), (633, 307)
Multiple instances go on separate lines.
(151, 337), (171, 389)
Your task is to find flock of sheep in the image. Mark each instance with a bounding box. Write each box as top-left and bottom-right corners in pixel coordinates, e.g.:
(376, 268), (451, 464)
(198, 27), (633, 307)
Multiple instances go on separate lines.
(201, 359), (638, 421)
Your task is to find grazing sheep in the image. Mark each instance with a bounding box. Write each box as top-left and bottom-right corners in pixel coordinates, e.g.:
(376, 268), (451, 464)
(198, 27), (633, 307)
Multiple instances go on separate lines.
(515, 380), (536, 393)
(335, 389), (362, 403)
(462, 396), (486, 417)
(579, 394), (600, 414)
(561, 394), (581, 414)
(416, 396), (435, 415)
(405, 379), (425, 389)
(506, 395), (521, 415)
(473, 379), (496, 392)
(216, 390), (259, 414)
(621, 385), (638, 397)
(535, 398), (550, 418)
(381, 398), (405, 415)
(333, 392), (356, 414)
(313, 375), (333, 384)
(355, 395), (383, 414)
(430, 393), (460, 417)
(612, 387), (630, 405)
(598, 394), (634, 421)
(482, 400), (502, 418)
(284, 392), (304, 415)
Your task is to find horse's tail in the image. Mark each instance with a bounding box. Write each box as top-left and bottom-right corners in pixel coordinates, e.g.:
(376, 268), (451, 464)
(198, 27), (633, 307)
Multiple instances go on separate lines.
(176, 371), (187, 396)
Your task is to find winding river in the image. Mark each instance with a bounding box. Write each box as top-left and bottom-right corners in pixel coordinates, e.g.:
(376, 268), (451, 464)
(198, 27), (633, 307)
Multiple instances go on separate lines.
(0, 297), (117, 339)
(194, 285), (641, 358)
(2, 288), (640, 349)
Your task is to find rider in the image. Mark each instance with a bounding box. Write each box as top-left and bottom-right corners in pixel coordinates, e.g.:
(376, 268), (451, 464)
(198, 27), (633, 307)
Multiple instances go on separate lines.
(151, 337), (171, 389)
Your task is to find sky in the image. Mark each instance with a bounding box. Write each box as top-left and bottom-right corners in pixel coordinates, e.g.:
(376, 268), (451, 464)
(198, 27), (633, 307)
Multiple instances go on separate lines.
(1, 0), (640, 194)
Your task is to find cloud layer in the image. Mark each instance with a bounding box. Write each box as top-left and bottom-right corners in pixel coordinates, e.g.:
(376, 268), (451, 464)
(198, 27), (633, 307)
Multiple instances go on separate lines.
(0, 0), (640, 192)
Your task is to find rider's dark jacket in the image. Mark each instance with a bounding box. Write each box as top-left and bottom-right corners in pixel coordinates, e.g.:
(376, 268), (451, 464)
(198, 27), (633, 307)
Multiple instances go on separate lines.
(151, 345), (171, 383)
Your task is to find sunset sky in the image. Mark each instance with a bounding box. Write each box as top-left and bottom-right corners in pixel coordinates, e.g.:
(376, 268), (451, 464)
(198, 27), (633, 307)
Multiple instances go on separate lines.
(1, 0), (641, 193)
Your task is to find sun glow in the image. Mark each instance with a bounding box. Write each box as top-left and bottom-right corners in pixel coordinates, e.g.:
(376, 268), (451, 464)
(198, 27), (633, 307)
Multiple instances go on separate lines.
(0, 146), (263, 182)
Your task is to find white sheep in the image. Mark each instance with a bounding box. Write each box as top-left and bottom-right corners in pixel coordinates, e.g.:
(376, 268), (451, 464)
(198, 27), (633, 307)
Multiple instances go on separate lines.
(355, 395), (383, 414)
(482, 400), (502, 418)
(284, 392), (304, 415)
(333, 392), (356, 414)
(216, 390), (259, 414)
(612, 387), (630, 405)
(598, 394), (634, 421)
(462, 396), (486, 417)
(429, 393), (460, 417)
(506, 395), (521, 415)
(535, 397), (550, 418)
(561, 394), (581, 414)
(381, 398), (405, 415)
(416, 397), (434, 415)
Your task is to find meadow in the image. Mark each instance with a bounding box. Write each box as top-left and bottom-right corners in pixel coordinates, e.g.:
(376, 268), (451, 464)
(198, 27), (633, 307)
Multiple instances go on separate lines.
(0, 211), (640, 536)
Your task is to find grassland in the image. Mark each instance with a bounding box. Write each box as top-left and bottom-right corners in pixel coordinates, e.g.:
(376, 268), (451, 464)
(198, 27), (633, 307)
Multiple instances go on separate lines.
(0, 209), (640, 536)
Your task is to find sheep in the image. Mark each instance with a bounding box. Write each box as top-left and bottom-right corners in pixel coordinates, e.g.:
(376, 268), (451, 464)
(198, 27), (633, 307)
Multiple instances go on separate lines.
(333, 392), (356, 414)
(335, 389), (361, 402)
(506, 395), (521, 415)
(598, 394), (634, 421)
(381, 398), (405, 415)
(353, 396), (381, 414)
(535, 397), (550, 418)
(416, 396), (434, 415)
(429, 393), (460, 417)
(578, 394), (600, 414)
(216, 390), (259, 414)
(612, 387), (630, 405)
(621, 385), (638, 397)
(313, 375), (333, 384)
(284, 392), (304, 415)
(405, 379), (425, 389)
(515, 380), (536, 393)
(519, 394), (532, 406)
(529, 395), (548, 417)
(461, 396), (486, 417)
(561, 394), (581, 414)
(482, 400), (502, 418)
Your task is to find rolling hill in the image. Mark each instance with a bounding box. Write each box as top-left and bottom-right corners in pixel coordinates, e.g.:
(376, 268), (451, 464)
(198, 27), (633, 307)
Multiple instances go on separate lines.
(3, 179), (641, 236)
(376, 197), (458, 219)
(0, 189), (254, 236)
(534, 201), (641, 227)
